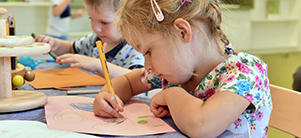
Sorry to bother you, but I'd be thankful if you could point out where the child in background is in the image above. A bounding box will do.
[46,0,84,40]
[35,0,144,78]
[93,0,272,137]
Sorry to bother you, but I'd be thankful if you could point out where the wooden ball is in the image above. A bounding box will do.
[12,75,24,87]
[25,66,32,72]
[24,71,35,81]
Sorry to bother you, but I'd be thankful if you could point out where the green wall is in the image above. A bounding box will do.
[258,52,301,138]
[259,52,301,89]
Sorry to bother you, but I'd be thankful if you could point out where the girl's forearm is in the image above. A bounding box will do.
[96,62,131,78]
[163,87,207,137]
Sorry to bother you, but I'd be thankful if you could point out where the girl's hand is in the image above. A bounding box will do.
[35,35,60,53]
[149,90,171,117]
[57,54,100,72]
[93,91,124,118]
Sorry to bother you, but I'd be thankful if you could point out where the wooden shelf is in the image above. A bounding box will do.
[252,18,299,23]
[0,2,50,6]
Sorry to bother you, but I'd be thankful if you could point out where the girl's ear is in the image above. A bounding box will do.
[173,18,192,43]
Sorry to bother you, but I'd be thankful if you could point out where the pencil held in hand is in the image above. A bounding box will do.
[96,40,120,118]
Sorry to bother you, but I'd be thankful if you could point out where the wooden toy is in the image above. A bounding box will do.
[11,62,36,89]
[0,8,50,113]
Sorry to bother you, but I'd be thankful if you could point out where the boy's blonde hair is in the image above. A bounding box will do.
[84,0,120,12]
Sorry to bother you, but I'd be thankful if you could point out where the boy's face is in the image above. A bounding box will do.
[84,4,122,43]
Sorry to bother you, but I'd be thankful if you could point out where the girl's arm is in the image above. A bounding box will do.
[152,87,250,138]
[101,62,132,78]
[93,69,150,117]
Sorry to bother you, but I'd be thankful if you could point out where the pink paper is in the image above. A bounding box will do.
[45,96,175,136]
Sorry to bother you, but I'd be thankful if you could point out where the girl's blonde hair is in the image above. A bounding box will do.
[117,0,229,47]
[116,0,230,75]
[84,0,120,12]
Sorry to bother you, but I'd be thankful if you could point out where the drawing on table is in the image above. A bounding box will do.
[45,96,176,136]
[69,102,94,112]
[137,120,148,124]
[53,107,88,124]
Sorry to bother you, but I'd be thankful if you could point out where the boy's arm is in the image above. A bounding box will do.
[54,39,75,56]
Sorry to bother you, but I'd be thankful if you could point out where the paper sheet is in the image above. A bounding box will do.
[27,68,106,89]
[0,120,98,138]
[45,96,176,136]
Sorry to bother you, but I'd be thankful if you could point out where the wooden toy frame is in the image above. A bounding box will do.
[0,8,50,113]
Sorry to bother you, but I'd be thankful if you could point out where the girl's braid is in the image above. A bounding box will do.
[205,0,234,55]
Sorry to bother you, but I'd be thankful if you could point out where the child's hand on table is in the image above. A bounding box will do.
[150,90,171,118]
[93,91,124,118]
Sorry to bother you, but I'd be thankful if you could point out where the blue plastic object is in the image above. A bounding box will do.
[46,58,56,62]
[18,56,43,70]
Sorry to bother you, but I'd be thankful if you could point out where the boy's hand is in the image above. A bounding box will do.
[93,91,124,118]
[56,54,99,72]
[149,91,171,117]
[35,35,60,53]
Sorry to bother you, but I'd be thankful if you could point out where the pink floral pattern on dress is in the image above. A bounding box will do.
[140,52,272,138]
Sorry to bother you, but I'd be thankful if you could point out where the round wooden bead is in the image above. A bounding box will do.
[25,66,32,72]
[24,71,35,81]
[12,75,24,87]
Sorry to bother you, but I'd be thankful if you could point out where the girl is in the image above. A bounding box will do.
[93,0,272,137]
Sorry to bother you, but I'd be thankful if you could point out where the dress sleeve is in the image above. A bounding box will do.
[217,53,270,114]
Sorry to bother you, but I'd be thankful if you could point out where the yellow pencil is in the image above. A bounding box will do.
[96,40,119,118]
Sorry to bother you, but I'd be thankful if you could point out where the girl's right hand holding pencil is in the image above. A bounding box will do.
[93,90,124,118]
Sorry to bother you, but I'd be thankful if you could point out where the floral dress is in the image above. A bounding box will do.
[141,52,272,138]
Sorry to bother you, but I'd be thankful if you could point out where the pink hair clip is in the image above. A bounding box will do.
[150,0,164,22]
[180,0,192,6]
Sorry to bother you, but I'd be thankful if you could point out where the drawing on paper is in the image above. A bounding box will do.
[69,102,94,112]
[45,96,176,136]
[137,120,148,124]
[53,107,89,124]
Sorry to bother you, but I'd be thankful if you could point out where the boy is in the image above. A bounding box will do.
[36,0,144,78]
